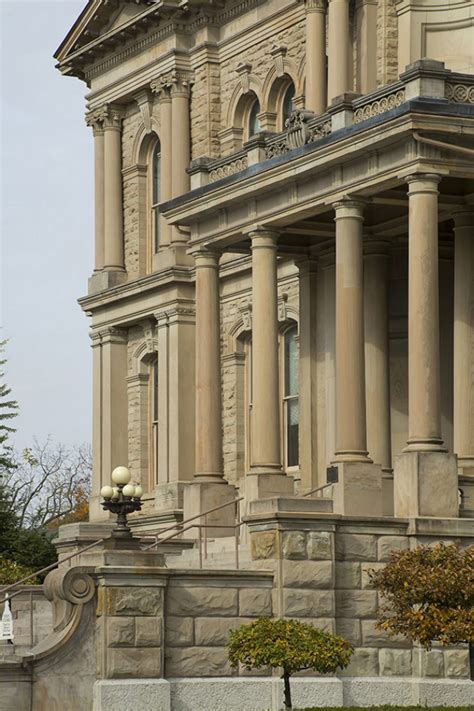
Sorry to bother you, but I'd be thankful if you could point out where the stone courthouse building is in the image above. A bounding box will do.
[2,1,474,710]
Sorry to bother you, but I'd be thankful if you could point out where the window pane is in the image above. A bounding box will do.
[282,83,295,126]
[248,100,260,137]
[287,399,299,467]
[284,327,298,396]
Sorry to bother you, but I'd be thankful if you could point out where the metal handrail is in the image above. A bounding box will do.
[302,482,333,498]
[143,495,244,550]
[1,538,105,602]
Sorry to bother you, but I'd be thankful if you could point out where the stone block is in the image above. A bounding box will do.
[377,536,409,561]
[195,617,242,646]
[444,649,470,678]
[361,620,408,648]
[93,680,170,711]
[335,618,361,646]
[306,531,333,560]
[165,616,194,647]
[301,617,335,634]
[135,617,162,647]
[107,647,162,679]
[335,590,378,618]
[421,649,445,677]
[107,617,135,647]
[282,560,333,589]
[165,646,232,677]
[250,531,276,560]
[361,562,384,589]
[283,589,334,617]
[394,450,458,517]
[100,587,163,617]
[167,587,238,617]
[282,531,306,559]
[335,562,361,589]
[379,649,412,676]
[339,647,379,676]
[239,588,272,617]
[335,534,377,562]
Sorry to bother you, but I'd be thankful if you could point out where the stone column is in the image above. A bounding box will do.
[103,106,126,276]
[85,114,105,272]
[394,175,458,518]
[183,250,236,528]
[170,75,191,245]
[298,258,319,492]
[322,253,336,467]
[246,230,293,501]
[364,241,393,514]
[327,0,351,103]
[305,0,327,115]
[332,200,383,515]
[150,79,172,249]
[454,211,474,475]
[355,0,377,93]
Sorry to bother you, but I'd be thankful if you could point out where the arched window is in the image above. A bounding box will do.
[248,99,261,138]
[151,140,161,254]
[149,356,159,485]
[282,83,295,127]
[283,325,299,468]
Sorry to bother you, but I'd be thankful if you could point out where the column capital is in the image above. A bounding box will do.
[295,255,319,274]
[85,106,108,133]
[304,0,327,13]
[248,227,279,250]
[406,173,441,194]
[151,71,193,99]
[98,326,127,345]
[364,238,391,258]
[102,105,125,131]
[453,209,474,228]
[333,198,366,221]
[192,248,220,268]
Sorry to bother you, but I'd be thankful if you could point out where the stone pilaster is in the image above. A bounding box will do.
[304,0,327,115]
[150,78,172,249]
[171,73,192,245]
[355,0,377,93]
[394,175,458,518]
[364,241,393,514]
[103,106,125,273]
[85,109,105,273]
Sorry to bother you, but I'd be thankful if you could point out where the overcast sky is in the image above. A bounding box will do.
[1,0,93,450]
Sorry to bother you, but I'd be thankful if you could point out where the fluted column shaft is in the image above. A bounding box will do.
[250,231,283,473]
[103,107,125,270]
[454,211,474,464]
[327,0,351,103]
[406,174,444,450]
[305,0,327,114]
[364,243,391,470]
[334,200,369,461]
[171,78,191,245]
[194,250,224,481]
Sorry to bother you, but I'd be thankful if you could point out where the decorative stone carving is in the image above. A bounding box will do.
[270,45,287,77]
[238,299,252,330]
[134,90,153,133]
[209,156,248,182]
[353,89,406,124]
[445,82,474,104]
[305,0,327,11]
[285,110,316,149]
[150,70,193,98]
[236,62,252,94]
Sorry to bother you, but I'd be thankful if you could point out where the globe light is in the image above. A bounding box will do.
[100,485,114,499]
[122,484,135,498]
[133,485,143,499]
[111,466,131,485]
[111,487,120,501]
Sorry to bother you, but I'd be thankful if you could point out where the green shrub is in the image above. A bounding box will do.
[0,556,39,585]
[228,617,353,709]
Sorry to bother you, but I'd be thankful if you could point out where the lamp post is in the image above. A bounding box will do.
[100,466,143,539]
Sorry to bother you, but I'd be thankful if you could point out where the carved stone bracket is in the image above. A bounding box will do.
[270,45,288,77]
[134,90,153,133]
[236,62,252,94]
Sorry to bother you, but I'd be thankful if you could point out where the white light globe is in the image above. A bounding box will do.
[100,485,114,499]
[134,485,144,499]
[122,484,135,498]
[111,487,120,501]
[111,466,131,485]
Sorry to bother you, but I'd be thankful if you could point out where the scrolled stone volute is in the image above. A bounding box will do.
[44,565,96,605]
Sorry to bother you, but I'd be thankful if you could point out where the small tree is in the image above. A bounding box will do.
[370,543,474,679]
[228,617,353,709]
[0,340,18,471]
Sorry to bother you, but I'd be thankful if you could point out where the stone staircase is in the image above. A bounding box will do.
[164,535,253,570]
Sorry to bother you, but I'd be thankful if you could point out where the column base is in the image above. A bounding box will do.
[394,450,459,518]
[244,472,294,502]
[183,481,238,538]
[331,461,383,516]
[154,481,190,512]
[88,268,126,294]
[382,470,394,517]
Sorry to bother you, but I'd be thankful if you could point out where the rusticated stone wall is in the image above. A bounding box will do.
[164,572,274,676]
[248,515,473,681]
